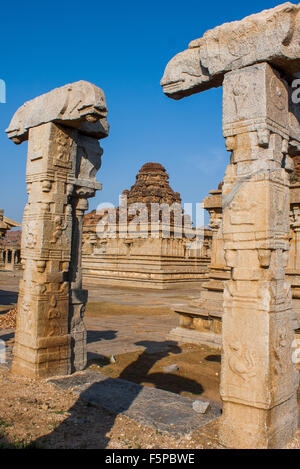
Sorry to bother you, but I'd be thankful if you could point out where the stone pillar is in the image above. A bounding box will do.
[12,249,16,270]
[288,181,300,369]
[69,194,90,372]
[6,81,109,378]
[170,186,228,347]
[288,183,300,314]
[219,62,299,448]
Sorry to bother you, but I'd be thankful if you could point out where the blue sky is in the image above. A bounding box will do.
[0,0,284,224]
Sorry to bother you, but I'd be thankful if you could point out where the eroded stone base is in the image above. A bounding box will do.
[12,334,71,378]
[219,396,299,449]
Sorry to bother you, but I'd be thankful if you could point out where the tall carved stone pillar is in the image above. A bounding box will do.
[6,81,109,378]
[219,63,299,448]
[288,182,300,369]
[288,183,300,320]
[69,195,90,372]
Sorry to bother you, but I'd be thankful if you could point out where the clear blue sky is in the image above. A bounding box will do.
[0,0,285,223]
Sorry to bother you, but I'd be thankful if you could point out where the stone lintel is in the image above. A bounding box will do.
[6,80,109,144]
[161,3,300,100]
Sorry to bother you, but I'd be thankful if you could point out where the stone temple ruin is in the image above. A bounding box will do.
[0,210,21,271]
[6,80,109,377]
[82,162,212,289]
[161,2,300,448]
[0,209,20,239]
[0,230,22,271]
[171,174,300,355]
[4,1,300,449]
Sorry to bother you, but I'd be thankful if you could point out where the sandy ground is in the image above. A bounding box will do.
[0,271,299,449]
[0,364,222,449]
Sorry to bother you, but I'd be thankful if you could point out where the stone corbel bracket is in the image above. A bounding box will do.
[161,2,300,100]
[6,80,109,144]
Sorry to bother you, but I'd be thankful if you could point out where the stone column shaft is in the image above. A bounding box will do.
[12,122,76,377]
[219,62,299,448]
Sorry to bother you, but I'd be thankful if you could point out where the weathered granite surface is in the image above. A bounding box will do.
[6,80,109,144]
[161,3,300,99]
[161,2,300,449]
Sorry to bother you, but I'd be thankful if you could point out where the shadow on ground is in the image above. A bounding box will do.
[87,330,118,344]
[118,340,204,396]
[0,332,14,342]
[33,340,207,448]
[0,290,18,307]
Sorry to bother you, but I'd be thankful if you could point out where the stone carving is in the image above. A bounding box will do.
[273,326,289,376]
[161,3,300,99]
[20,297,32,334]
[228,342,256,382]
[161,3,300,449]
[48,296,62,337]
[51,216,68,244]
[6,80,109,143]
[24,221,37,249]
[7,81,109,378]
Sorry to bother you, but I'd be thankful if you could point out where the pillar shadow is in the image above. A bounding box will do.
[119,340,204,396]
[0,289,18,306]
[33,339,206,448]
[205,354,221,363]
[0,332,14,342]
[87,329,118,344]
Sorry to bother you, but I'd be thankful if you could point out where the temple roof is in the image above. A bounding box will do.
[84,162,182,226]
[123,162,181,206]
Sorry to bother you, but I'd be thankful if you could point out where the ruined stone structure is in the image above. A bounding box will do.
[171,176,300,355]
[0,211,21,271]
[0,209,20,239]
[0,230,22,271]
[161,2,300,449]
[82,162,212,289]
[6,80,109,378]
[170,184,229,347]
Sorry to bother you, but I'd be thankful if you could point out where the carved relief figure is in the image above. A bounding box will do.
[228,342,256,382]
